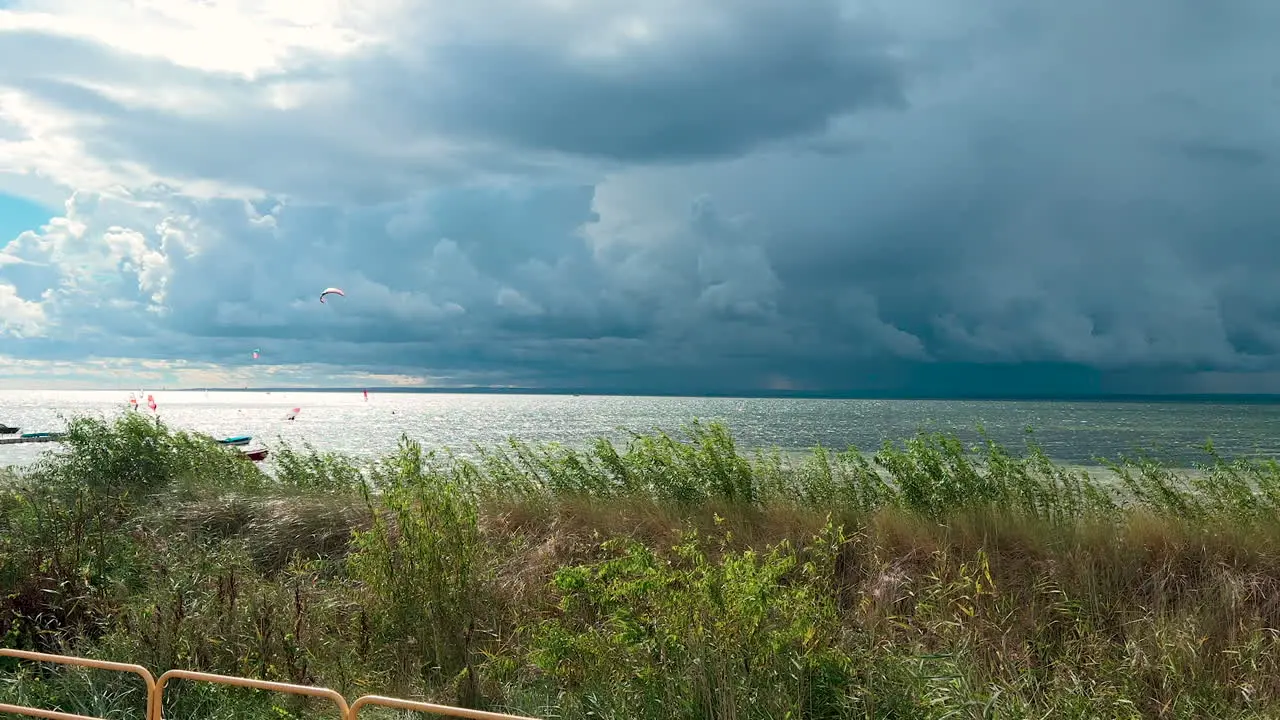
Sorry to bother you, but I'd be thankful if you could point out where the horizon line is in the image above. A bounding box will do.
[22,386,1280,403]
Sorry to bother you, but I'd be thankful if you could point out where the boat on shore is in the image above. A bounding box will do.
[0,431,67,445]
[0,424,17,435]
[216,435,252,446]
[241,447,269,462]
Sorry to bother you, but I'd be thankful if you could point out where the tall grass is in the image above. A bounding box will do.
[4,412,1280,718]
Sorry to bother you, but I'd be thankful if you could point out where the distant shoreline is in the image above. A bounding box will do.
[44,386,1280,404]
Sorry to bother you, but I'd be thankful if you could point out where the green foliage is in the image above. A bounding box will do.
[529,520,855,719]
[270,441,364,494]
[7,410,1280,719]
[870,429,1117,522]
[472,419,756,506]
[1,413,266,650]
[35,412,265,499]
[347,436,487,699]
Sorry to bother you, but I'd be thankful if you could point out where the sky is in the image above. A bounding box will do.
[0,0,1279,395]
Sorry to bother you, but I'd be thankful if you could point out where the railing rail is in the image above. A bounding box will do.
[0,649,539,720]
[0,649,155,720]
[0,704,111,720]
[349,694,541,720]
[152,669,350,720]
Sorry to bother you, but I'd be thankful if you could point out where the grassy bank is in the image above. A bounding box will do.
[5,413,1280,718]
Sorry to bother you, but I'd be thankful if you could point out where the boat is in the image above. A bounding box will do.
[5,431,68,444]
[216,435,252,446]
[0,424,17,435]
[241,448,269,462]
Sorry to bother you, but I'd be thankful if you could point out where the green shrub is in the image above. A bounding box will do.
[347,437,487,702]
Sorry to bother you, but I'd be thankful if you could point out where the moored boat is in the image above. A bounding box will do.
[0,424,17,435]
[4,431,68,444]
[241,447,269,462]
[216,435,252,446]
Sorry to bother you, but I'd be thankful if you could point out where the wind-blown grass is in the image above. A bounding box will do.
[4,411,1280,718]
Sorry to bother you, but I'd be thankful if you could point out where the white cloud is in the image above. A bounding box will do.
[0,353,446,390]
[0,281,45,337]
[1,1,376,76]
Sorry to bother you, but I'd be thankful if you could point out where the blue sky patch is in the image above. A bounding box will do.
[0,193,54,245]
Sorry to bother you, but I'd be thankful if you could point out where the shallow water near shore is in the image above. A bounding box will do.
[1,389,1278,468]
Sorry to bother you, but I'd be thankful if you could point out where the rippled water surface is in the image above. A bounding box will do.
[2,390,1279,468]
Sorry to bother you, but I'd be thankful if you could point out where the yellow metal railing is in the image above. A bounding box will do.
[0,649,539,720]
[349,695,540,720]
[151,669,350,720]
[0,649,155,720]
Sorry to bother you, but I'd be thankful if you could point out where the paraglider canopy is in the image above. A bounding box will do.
[319,287,345,303]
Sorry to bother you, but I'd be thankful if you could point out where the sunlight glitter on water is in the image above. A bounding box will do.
[1,389,1278,468]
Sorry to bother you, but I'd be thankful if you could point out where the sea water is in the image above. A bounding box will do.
[1,389,1278,468]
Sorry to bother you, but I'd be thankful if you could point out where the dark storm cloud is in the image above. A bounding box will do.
[359,0,905,162]
[3,0,1280,393]
[0,0,908,198]
[1178,140,1271,169]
